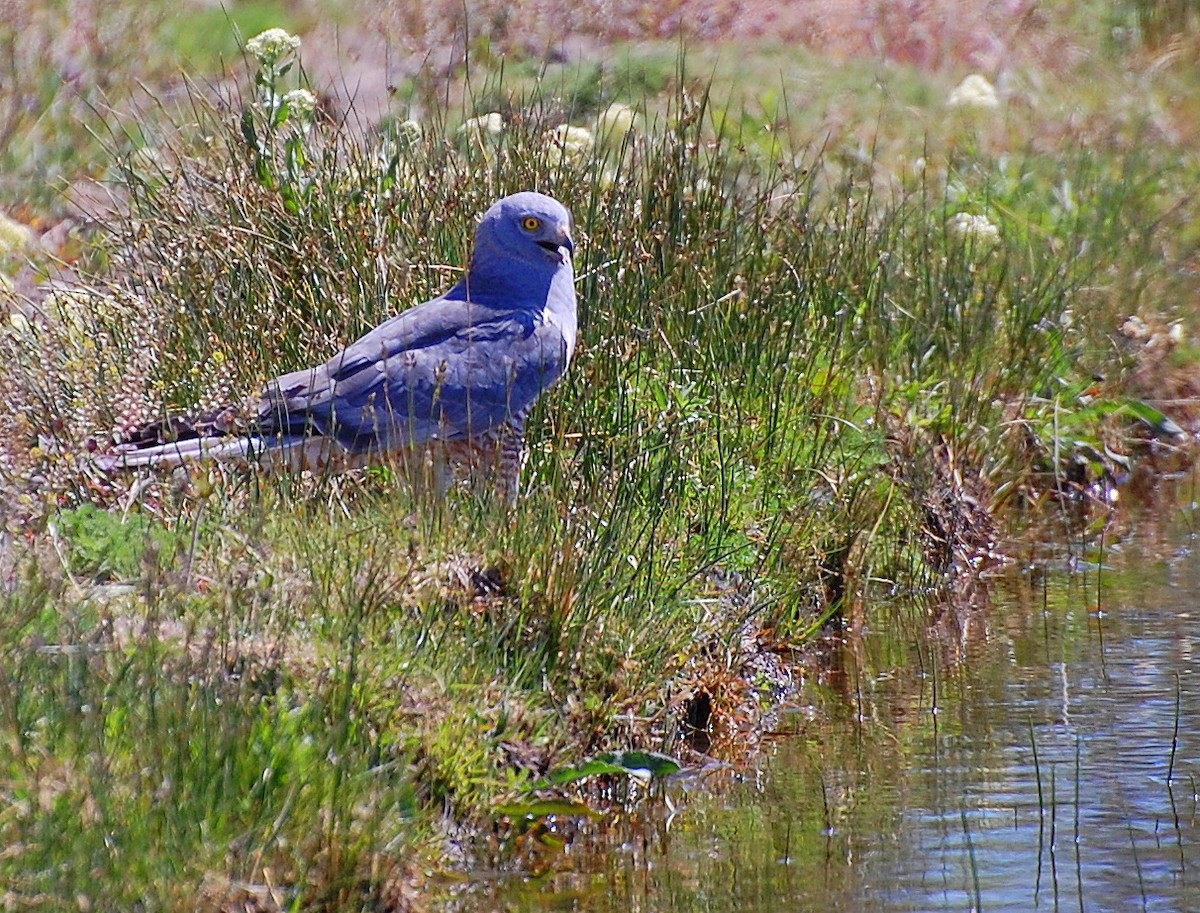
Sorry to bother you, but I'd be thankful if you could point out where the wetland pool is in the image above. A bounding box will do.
[451,495,1200,912]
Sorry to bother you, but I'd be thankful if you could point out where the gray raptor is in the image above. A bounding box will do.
[105,191,578,497]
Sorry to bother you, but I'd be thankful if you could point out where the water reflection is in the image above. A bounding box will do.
[451,504,1200,913]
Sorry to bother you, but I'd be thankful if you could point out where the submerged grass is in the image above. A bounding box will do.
[1,20,1197,909]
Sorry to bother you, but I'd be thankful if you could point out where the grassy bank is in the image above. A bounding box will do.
[2,8,1199,910]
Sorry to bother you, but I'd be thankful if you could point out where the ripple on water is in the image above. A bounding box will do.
[450,511,1200,913]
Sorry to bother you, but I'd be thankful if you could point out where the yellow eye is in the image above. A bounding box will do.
[522,216,542,231]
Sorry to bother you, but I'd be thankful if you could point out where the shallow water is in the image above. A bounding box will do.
[453,497,1200,912]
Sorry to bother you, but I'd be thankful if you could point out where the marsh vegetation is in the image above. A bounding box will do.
[1,2,1198,908]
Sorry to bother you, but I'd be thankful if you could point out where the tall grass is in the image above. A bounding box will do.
[0,35,1183,908]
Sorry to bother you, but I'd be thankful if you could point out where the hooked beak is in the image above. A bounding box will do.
[538,231,575,264]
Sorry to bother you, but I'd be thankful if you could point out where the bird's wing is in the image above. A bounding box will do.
[261,295,570,452]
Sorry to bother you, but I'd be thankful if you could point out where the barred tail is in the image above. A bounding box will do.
[98,434,368,474]
[97,436,266,471]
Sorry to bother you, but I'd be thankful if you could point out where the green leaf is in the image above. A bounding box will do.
[600,749,684,778]
[545,758,630,785]
[253,154,275,189]
[240,108,258,150]
[285,136,306,175]
[545,750,683,785]
[1116,397,1184,437]
[279,183,300,215]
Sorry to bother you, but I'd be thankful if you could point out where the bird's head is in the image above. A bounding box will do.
[474,192,575,270]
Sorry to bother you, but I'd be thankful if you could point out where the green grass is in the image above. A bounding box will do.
[1,559,418,909]
[2,12,1199,910]
[157,2,306,71]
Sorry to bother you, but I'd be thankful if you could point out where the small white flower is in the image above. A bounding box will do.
[948,74,1000,112]
[597,102,637,144]
[947,212,1000,245]
[7,308,34,337]
[1121,315,1150,341]
[377,121,423,174]
[245,28,301,68]
[394,119,423,144]
[547,124,593,166]
[458,112,504,141]
[282,88,317,123]
[683,176,712,202]
[551,124,593,154]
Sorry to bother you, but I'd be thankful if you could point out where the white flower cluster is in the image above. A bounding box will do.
[245,28,301,68]
[459,112,504,142]
[1122,315,1187,348]
[947,212,1000,245]
[392,119,423,145]
[597,102,637,144]
[7,307,29,333]
[453,102,640,168]
[548,124,593,166]
[282,88,317,124]
[551,124,593,153]
[948,74,999,113]
[372,120,425,197]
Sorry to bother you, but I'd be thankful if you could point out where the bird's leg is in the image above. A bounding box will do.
[496,420,527,505]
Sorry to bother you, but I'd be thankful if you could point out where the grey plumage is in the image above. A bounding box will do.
[104,191,578,497]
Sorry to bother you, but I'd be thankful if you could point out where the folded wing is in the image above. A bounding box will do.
[260,294,570,454]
